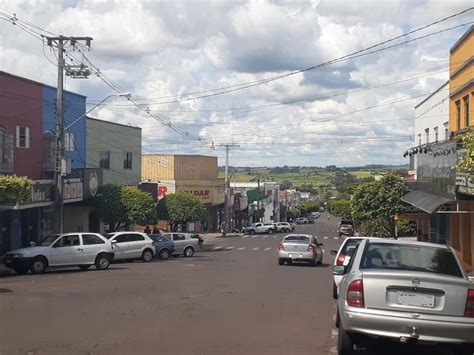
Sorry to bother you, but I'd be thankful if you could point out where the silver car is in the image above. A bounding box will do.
[161,233,199,257]
[334,238,474,354]
[278,234,323,266]
[106,232,155,262]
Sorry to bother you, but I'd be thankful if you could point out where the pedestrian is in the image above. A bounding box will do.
[144,225,151,234]
[152,226,159,234]
[220,221,227,237]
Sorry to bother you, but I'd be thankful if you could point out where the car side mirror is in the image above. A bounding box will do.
[111,240,117,244]
[333,265,346,275]
[29,241,36,247]
[330,250,338,255]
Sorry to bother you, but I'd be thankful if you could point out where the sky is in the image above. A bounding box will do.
[0,0,472,167]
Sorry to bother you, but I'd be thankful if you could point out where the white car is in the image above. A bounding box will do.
[276,222,294,233]
[106,232,156,262]
[330,237,363,299]
[160,233,199,257]
[3,233,114,274]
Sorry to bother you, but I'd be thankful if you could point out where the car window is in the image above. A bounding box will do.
[82,234,105,245]
[284,235,309,243]
[341,239,362,257]
[38,234,60,246]
[128,233,145,242]
[173,234,186,241]
[360,243,463,277]
[345,244,360,273]
[114,234,129,243]
[161,234,171,239]
[53,235,80,247]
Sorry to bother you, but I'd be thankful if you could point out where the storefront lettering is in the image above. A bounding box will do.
[183,190,210,197]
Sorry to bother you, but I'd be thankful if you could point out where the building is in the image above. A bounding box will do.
[401,26,473,272]
[141,154,225,231]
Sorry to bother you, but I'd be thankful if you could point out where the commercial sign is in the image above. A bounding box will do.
[29,181,54,204]
[63,179,83,203]
[83,168,103,199]
[456,173,474,196]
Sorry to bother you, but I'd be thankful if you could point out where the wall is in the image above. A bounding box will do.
[86,117,141,186]
[0,71,44,179]
[64,205,94,233]
[142,154,176,181]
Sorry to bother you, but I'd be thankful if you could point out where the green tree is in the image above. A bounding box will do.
[456,128,473,173]
[280,179,293,190]
[95,184,155,231]
[156,192,207,231]
[328,200,351,217]
[0,175,31,205]
[351,173,408,237]
[298,201,321,216]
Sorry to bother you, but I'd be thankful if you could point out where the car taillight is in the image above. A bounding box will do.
[307,245,315,253]
[465,289,474,317]
[279,244,285,251]
[347,279,365,308]
[336,253,346,265]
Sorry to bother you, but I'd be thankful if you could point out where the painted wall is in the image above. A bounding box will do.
[0,71,44,179]
[42,86,86,177]
[86,117,141,186]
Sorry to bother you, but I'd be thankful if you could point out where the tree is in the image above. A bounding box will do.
[351,173,408,237]
[0,175,31,205]
[280,179,293,190]
[95,184,155,231]
[156,192,207,231]
[328,200,351,217]
[298,201,321,216]
[456,128,473,173]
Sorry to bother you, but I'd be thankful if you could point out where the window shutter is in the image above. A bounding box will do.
[16,126,20,148]
[25,127,30,148]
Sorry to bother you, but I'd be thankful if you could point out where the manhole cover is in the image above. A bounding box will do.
[0,288,13,293]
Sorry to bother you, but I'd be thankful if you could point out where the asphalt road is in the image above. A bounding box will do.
[0,214,466,355]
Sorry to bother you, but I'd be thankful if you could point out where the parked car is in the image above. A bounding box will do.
[242,223,275,235]
[161,233,199,257]
[3,233,114,274]
[106,232,155,262]
[310,212,321,219]
[148,234,175,260]
[339,224,354,237]
[276,222,294,233]
[330,237,364,299]
[278,234,323,266]
[295,217,309,224]
[334,238,474,355]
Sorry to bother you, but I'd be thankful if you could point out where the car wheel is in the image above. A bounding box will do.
[141,249,154,262]
[249,230,255,235]
[268,229,274,234]
[337,325,354,355]
[95,254,110,270]
[309,260,317,267]
[333,282,338,299]
[159,249,170,260]
[13,266,29,275]
[335,307,340,328]
[30,257,47,274]
[79,265,91,271]
[278,258,284,266]
[184,247,194,257]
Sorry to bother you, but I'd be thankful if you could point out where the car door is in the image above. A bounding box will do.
[81,234,107,264]
[127,233,146,259]
[313,237,323,260]
[110,234,130,260]
[49,235,82,266]
[172,233,186,253]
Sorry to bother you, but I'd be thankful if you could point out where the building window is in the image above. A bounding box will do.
[99,151,110,169]
[456,100,461,130]
[444,122,449,141]
[124,152,132,169]
[16,126,30,148]
[418,134,421,145]
[424,128,429,144]
[64,132,75,151]
[463,95,470,128]
[434,126,438,143]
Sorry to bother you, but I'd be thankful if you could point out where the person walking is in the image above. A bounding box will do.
[144,225,151,234]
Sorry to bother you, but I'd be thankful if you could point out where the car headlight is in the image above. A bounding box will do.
[8,253,23,258]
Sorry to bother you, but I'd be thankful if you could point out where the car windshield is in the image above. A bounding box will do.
[38,235,60,246]
[360,243,463,277]
[341,239,362,257]
[284,236,309,243]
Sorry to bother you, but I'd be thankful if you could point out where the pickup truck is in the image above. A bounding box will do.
[242,223,276,235]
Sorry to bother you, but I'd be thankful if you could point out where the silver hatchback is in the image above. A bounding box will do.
[334,238,474,354]
[278,234,323,266]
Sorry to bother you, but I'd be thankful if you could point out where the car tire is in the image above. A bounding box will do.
[79,265,91,271]
[333,282,338,300]
[278,258,284,266]
[159,249,170,260]
[141,249,154,262]
[30,257,47,274]
[13,266,29,275]
[95,253,110,270]
[249,230,255,235]
[337,325,354,355]
[335,307,340,328]
[268,229,274,234]
[184,246,194,258]
[309,260,317,267]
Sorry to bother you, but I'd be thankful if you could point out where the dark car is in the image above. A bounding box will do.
[148,234,175,260]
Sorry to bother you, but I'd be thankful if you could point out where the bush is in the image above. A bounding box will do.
[0,175,31,205]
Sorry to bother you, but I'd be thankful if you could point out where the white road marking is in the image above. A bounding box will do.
[263,235,269,238]
[225,246,234,250]
[331,329,338,339]
[242,235,249,238]
[264,247,272,251]
[272,236,278,239]
[323,237,328,239]
[237,247,246,250]
[184,264,195,267]
[322,249,325,253]
[252,235,259,238]
[212,246,222,250]
[251,247,259,251]
[334,237,339,240]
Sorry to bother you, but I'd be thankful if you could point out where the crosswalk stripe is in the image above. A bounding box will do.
[213,246,222,250]
[263,235,269,238]
[242,235,249,238]
[226,246,234,250]
[237,247,246,250]
[251,247,259,251]
[272,236,278,239]
[252,235,259,238]
[264,247,272,251]
[334,237,339,240]
[323,237,328,239]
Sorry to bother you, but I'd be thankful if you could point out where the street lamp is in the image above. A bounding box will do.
[65,92,130,131]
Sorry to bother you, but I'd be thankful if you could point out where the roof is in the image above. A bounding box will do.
[450,25,474,53]
[401,190,455,214]
[364,238,450,249]
[86,116,141,130]
[414,81,449,109]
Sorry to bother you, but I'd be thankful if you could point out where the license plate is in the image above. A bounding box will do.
[289,254,302,259]
[396,292,435,308]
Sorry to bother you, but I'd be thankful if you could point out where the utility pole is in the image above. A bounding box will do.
[47,35,92,233]
[257,175,260,223]
[218,143,240,231]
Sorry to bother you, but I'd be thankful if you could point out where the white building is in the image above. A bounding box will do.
[411,81,450,177]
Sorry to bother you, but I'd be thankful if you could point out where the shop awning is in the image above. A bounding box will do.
[401,190,455,214]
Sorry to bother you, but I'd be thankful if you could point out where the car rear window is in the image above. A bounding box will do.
[360,242,463,278]
[284,236,309,242]
[341,239,362,257]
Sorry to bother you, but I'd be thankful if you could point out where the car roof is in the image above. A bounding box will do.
[364,238,450,249]
[284,234,312,238]
[107,231,145,235]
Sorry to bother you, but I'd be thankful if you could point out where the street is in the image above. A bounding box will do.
[0,215,464,355]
